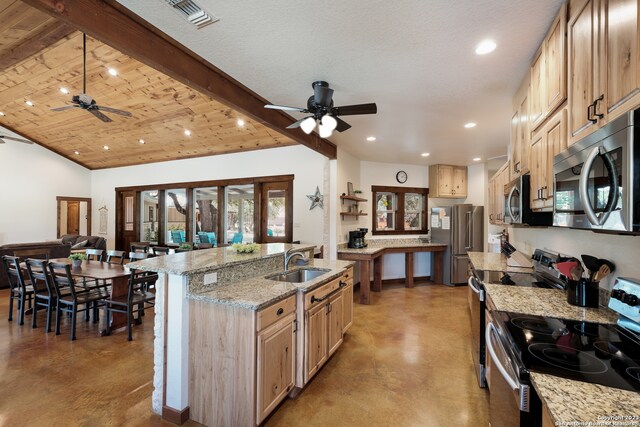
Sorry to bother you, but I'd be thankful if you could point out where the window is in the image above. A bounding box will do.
[225,184,254,244]
[194,187,219,245]
[371,186,428,235]
[140,190,159,244]
[166,189,187,244]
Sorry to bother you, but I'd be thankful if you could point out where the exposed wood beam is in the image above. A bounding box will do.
[0,20,74,71]
[21,0,338,159]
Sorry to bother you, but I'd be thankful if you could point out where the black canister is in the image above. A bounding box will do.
[567,279,599,308]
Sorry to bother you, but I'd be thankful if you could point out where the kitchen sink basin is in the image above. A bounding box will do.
[266,268,331,283]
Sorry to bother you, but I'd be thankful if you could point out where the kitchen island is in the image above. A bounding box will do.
[337,238,447,304]
[128,243,355,426]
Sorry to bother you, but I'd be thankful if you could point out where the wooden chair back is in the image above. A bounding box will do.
[130,242,150,253]
[1,255,28,293]
[24,258,54,296]
[152,246,170,256]
[47,262,78,300]
[128,252,148,261]
[128,270,159,300]
[85,249,104,261]
[106,250,126,265]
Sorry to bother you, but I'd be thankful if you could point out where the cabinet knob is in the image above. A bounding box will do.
[276,308,284,316]
[339,280,347,287]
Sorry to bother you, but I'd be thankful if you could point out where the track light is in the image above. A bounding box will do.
[300,117,316,134]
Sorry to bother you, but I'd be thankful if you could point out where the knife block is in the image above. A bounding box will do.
[506,250,534,268]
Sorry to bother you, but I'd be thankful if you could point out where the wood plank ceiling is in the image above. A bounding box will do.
[0,0,297,170]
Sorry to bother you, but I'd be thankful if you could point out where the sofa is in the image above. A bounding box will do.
[60,234,107,251]
[0,240,71,289]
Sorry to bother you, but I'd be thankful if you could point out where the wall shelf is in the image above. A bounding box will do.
[340,212,368,218]
[340,195,367,202]
[340,193,368,220]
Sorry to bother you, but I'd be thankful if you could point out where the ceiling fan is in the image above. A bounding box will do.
[0,135,33,145]
[265,81,377,137]
[50,33,132,123]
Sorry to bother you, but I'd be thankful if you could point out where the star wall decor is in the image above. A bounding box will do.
[306,186,324,210]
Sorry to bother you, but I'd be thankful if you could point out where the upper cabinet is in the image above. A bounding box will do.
[510,82,531,176]
[428,164,468,198]
[568,0,640,146]
[488,162,510,225]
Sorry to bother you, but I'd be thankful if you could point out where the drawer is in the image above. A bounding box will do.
[257,294,296,332]
[304,271,352,308]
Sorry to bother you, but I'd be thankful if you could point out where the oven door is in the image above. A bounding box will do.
[468,276,486,388]
[486,322,539,427]
[504,179,522,224]
[554,126,630,232]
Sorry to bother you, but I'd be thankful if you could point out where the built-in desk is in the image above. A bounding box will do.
[337,239,447,304]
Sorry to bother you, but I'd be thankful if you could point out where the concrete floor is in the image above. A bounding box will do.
[0,283,488,426]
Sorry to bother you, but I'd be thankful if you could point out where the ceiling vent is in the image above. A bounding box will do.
[164,0,219,29]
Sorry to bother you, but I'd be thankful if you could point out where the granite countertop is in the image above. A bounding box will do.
[128,243,315,275]
[188,259,355,310]
[337,237,446,255]
[531,373,640,425]
[468,251,533,274]
[484,284,618,324]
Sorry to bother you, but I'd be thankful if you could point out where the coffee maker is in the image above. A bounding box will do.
[348,228,368,248]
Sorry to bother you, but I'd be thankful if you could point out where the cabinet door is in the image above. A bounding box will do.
[342,284,353,333]
[603,0,640,121]
[305,303,327,382]
[546,3,568,114]
[530,47,546,130]
[437,165,454,196]
[518,93,530,172]
[453,166,468,197]
[327,291,344,357]
[510,111,521,175]
[543,109,567,208]
[530,131,545,209]
[568,0,600,145]
[256,314,296,423]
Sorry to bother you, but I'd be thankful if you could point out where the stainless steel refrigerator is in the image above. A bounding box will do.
[430,204,484,285]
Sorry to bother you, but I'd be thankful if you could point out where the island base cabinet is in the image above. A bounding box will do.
[256,313,296,424]
[327,291,344,357]
[304,302,328,383]
[342,282,354,333]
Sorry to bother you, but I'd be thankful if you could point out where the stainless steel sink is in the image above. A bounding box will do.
[266,268,331,283]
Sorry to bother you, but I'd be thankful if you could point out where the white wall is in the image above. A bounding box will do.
[90,145,327,249]
[0,138,90,245]
[335,148,362,244]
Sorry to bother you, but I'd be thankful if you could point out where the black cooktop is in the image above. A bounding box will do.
[496,311,640,392]
[474,270,555,289]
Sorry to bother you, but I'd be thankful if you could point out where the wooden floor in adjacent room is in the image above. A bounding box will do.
[0,284,488,427]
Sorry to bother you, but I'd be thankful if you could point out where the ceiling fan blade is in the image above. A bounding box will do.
[0,135,33,144]
[95,105,132,117]
[50,105,80,112]
[333,103,377,116]
[265,104,307,113]
[89,109,112,122]
[334,117,352,132]
[286,117,311,129]
[314,85,334,107]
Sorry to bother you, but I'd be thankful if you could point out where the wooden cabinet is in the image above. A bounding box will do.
[530,108,568,210]
[428,164,468,198]
[510,84,531,176]
[546,4,568,114]
[342,281,353,333]
[305,301,328,381]
[488,162,510,225]
[256,312,296,423]
[327,291,344,356]
[568,0,640,145]
[542,403,555,427]
[530,47,547,130]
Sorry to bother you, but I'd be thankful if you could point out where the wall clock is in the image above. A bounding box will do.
[396,170,408,184]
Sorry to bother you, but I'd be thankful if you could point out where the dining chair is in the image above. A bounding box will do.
[1,255,34,325]
[231,232,243,244]
[170,230,184,243]
[47,262,109,341]
[128,252,149,261]
[24,258,62,332]
[130,242,150,253]
[104,270,157,341]
[197,232,210,244]
[85,248,104,261]
[106,250,126,265]
[151,246,170,256]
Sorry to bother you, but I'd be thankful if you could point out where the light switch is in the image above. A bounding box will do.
[204,272,218,285]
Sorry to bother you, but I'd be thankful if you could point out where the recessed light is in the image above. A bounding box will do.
[138,139,145,144]
[184,129,192,136]
[473,157,482,161]
[237,119,245,127]
[475,39,497,55]
[421,152,430,157]
[59,87,69,95]
[25,100,34,106]
[107,68,118,76]
[366,136,376,142]
[464,122,477,128]
[103,145,110,150]
[0,112,4,116]
[74,150,80,155]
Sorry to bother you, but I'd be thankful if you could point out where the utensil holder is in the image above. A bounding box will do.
[567,279,599,308]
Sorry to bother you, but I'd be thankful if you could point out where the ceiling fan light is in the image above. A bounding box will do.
[319,123,333,138]
[321,115,337,131]
[300,117,316,134]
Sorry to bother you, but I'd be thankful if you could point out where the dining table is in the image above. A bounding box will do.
[50,258,132,335]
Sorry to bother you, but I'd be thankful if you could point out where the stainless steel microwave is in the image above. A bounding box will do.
[553,108,640,233]
[503,175,552,226]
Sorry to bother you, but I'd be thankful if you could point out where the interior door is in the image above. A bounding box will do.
[67,201,80,235]
[116,190,138,252]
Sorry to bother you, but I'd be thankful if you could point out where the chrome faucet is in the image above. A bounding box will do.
[284,247,306,271]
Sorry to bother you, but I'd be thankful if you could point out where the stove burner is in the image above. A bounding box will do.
[626,367,640,382]
[528,343,608,374]
[593,341,626,359]
[511,317,569,336]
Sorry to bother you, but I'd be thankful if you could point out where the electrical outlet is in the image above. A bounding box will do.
[204,272,218,285]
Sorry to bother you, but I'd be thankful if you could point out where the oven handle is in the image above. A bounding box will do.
[468,276,485,301]
[507,185,519,222]
[485,322,519,390]
[579,146,619,226]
